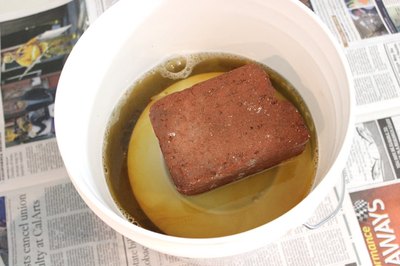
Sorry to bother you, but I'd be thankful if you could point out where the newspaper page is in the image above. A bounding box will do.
[348,181,400,265]
[0,0,89,191]
[308,0,400,113]
[306,2,400,264]
[0,0,399,265]
[341,112,400,266]
[309,0,400,46]
[345,35,400,118]
[0,178,191,266]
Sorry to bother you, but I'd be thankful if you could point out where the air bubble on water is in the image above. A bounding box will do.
[165,56,187,73]
[159,54,198,80]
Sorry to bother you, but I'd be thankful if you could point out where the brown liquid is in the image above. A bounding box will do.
[103,53,317,237]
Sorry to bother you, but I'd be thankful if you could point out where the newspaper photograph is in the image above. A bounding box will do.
[0,0,87,144]
[0,0,399,265]
[310,0,400,46]
[349,181,400,265]
[343,114,400,188]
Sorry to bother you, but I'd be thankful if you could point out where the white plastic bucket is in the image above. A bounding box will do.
[55,0,354,258]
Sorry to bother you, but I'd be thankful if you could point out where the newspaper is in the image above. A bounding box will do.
[0,0,399,265]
